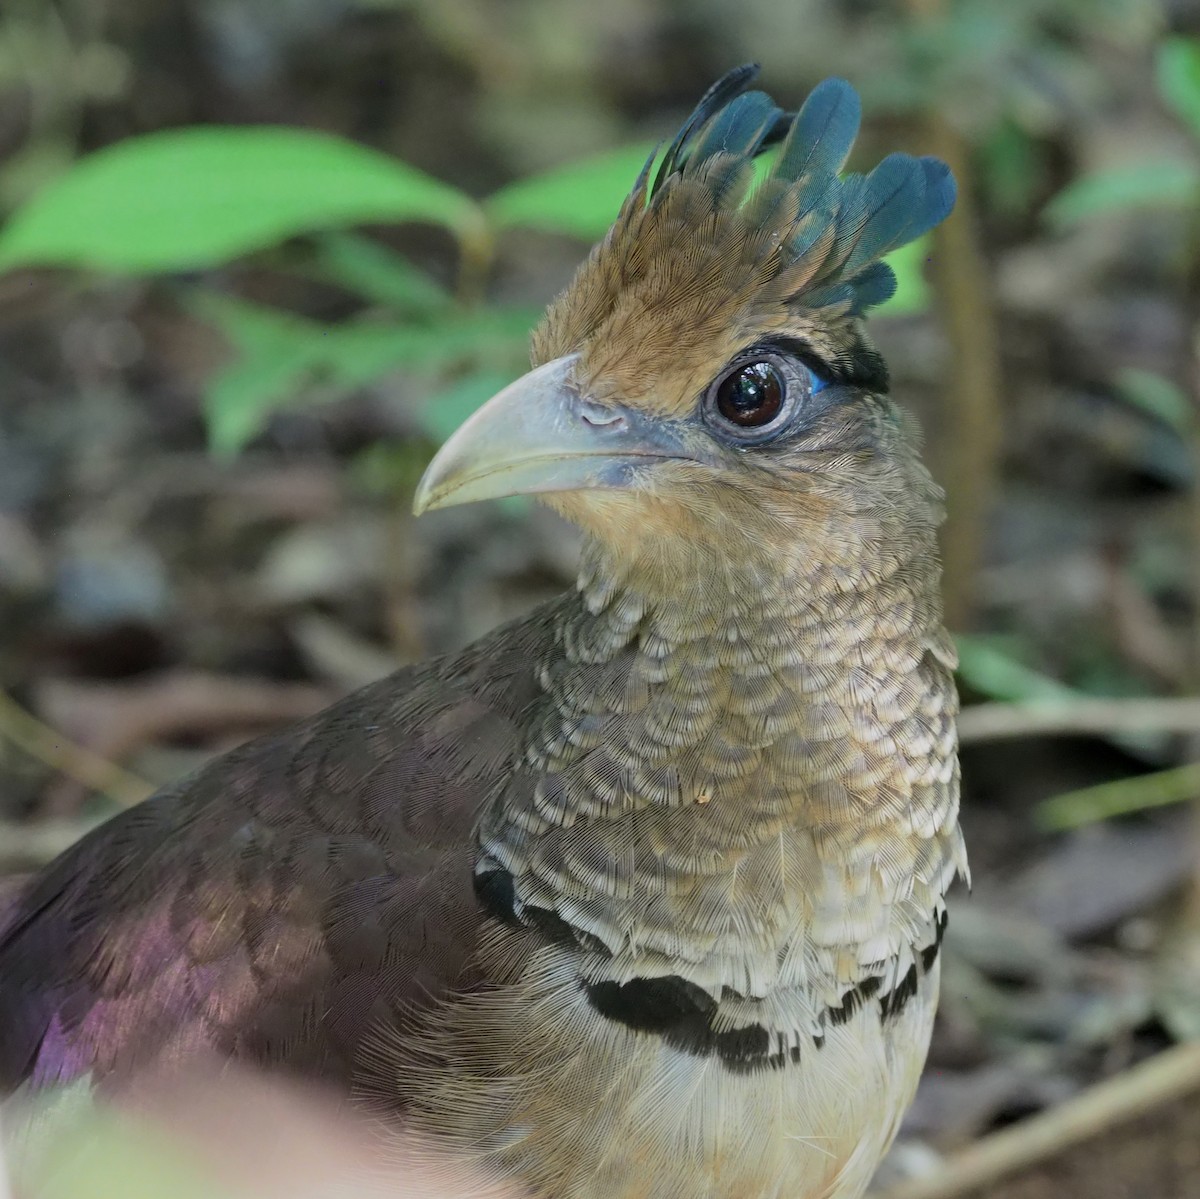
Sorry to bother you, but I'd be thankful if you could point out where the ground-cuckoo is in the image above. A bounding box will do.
[0,67,966,1199]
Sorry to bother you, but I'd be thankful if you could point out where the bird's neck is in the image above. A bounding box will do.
[477,526,964,1002]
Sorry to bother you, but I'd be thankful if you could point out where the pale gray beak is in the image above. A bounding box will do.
[413,356,691,514]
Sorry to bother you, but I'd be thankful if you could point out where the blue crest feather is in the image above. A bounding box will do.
[776,77,861,184]
[689,91,784,166]
[643,66,956,316]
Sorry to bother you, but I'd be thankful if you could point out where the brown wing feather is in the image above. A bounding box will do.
[0,873,28,938]
[0,605,555,1094]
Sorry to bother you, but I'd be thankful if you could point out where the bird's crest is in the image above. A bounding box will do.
[534,66,956,413]
[641,66,954,316]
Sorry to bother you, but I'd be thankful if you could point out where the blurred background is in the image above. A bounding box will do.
[2,0,1200,1195]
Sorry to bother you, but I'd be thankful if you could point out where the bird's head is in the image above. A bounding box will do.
[415,67,956,593]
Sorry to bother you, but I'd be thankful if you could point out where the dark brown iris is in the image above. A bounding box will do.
[715,360,785,427]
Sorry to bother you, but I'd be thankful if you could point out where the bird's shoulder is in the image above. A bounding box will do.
[0,601,560,1093]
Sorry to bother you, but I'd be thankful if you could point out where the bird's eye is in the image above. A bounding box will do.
[714,360,785,428]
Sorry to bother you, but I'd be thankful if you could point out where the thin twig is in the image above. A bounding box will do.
[1037,762,1200,831]
[0,817,107,866]
[905,0,1004,630]
[1183,304,1200,960]
[927,120,1003,631]
[958,697,1200,743]
[877,1041,1200,1199]
[0,688,151,808]
[0,1105,11,1199]
[453,214,496,309]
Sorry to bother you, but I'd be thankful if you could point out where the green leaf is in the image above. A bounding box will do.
[313,232,451,314]
[1158,36,1200,141]
[957,634,1171,763]
[319,306,537,390]
[1115,367,1191,433]
[878,236,932,316]
[195,294,536,456]
[195,296,327,456]
[420,368,518,442]
[979,119,1041,218]
[956,634,1081,705]
[0,126,482,274]
[487,142,655,239]
[13,1102,223,1199]
[1043,159,1200,229]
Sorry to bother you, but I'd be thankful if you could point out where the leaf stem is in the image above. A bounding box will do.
[454,211,496,309]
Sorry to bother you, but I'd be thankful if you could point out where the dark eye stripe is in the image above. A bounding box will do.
[764,336,883,393]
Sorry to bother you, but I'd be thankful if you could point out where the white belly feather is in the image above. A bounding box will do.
[397,956,941,1199]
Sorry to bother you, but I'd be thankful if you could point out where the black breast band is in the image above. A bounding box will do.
[475,866,948,1073]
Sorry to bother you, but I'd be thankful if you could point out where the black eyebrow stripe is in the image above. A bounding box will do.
[755,336,890,394]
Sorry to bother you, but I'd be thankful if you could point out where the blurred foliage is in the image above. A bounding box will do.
[1046,35,1200,227]
[956,633,1087,707]
[0,0,1194,825]
[0,88,933,456]
[1045,157,1199,228]
[0,128,482,271]
[1159,33,1200,141]
[12,1093,222,1199]
[0,0,1165,466]
[0,121,650,453]
[0,0,131,207]
[4,8,1200,1179]
[195,292,539,454]
[1038,761,1200,830]
[1116,366,1192,434]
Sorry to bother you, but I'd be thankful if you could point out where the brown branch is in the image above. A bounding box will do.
[0,688,151,809]
[904,0,1004,631]
[958,697,1200,743]
[36,671,332,767]
[924,118,1003,631]
[877,1041,1200,1199]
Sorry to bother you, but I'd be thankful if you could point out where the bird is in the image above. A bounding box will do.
[0,66,966,1199]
